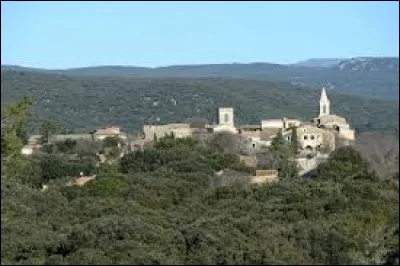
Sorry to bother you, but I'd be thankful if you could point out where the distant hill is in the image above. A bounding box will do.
[2,57,398,100]
[334,57,399,72]
[293,58,345,68]
[1,71,398,135]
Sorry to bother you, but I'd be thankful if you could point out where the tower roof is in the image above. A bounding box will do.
[320,87,329,102]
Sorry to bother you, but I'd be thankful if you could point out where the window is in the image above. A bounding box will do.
[224,113,229,123]
[304,135,308,140]
[252,143,255,148]
[311,135,315,140]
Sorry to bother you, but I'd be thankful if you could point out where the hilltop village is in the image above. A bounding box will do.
[22,87,355,184]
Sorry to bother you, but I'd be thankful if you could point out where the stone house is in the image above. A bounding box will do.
[238,125,294,152]
[94,127,121,140]
[296,124,325,151]
[143,123,193,140]
[296,124,336,153]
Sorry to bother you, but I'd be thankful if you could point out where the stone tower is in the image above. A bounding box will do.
[319,87,330,117]
[218,107,234,127]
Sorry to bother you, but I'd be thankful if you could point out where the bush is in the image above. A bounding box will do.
[55,138,77,153]
[103,136,120,147]
[313,146,377,182]
[84,177,128,197]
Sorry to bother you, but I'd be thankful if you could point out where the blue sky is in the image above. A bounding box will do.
[1,1,398,69]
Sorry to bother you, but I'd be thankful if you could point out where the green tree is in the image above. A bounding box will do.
[269,130,299,179]
[290,126,298,155]
[1,96,32,155]
[103,136,120,147]
[313,146,377,182]
[1,97,33,176]
[108,146,121,159]
[40,119,59,144]
[270,130,285,152]
[55,138,77,153]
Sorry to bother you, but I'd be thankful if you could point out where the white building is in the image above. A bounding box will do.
[261,117,301,130]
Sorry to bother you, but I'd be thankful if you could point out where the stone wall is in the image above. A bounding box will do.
[143,124,193,140]
[322,131,336,153]
[49,134,93,142]
[338,127,355,140]
[251,170,279,184]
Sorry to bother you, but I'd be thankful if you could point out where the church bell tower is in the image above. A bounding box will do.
[319,87,330,117]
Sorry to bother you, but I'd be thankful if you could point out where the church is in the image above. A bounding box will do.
[214,87,356,153]
[313,87,355,141]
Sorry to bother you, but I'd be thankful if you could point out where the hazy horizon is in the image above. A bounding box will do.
[2,56,399,70]
[1,1,399,69]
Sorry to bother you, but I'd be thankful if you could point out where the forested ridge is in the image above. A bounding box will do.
[1,98,399,265]
[1,71,398,135]
[2,56,399,100]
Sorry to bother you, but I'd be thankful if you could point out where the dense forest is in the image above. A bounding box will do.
[1,98,399,265]
[1,71,398,136]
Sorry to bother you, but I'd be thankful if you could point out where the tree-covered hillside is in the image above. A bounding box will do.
[1,71,398,135]
[1,98,399,265]
[2,57,399,100]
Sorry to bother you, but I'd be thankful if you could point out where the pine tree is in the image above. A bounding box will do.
[269,129,299,180]
[40,119,59,145]
[290,126,298,155]
[1,97,33,177]
[270,129,285,155]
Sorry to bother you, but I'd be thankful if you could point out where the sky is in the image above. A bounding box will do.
[1,1,399,69]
